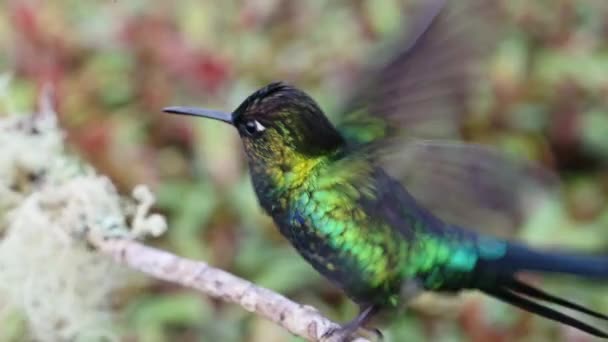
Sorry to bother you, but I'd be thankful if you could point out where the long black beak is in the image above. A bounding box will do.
[163,106,233,124]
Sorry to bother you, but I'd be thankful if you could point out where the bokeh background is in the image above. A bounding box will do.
[1,0,608,341]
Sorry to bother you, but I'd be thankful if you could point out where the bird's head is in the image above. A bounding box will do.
[164,82,344,173]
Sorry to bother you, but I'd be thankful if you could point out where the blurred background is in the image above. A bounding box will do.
[1,0,608,341]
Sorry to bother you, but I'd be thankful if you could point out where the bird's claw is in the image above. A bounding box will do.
[321,326,349,342]
[321,326,383,342]
[322,305,382,341]
[362,328,383,341]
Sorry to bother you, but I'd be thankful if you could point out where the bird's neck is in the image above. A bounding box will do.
[248,151,327,216]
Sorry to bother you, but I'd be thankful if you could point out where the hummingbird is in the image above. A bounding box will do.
[164,0,608,339]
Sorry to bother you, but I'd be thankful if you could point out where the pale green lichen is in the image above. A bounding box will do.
[0,77,167,341]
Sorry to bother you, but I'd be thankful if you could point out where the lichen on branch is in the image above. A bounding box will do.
[0,79,368,342]
[0,80,166,341]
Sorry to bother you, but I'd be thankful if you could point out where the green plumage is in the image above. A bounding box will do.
[279,156,483,303]
[164,0,608,339]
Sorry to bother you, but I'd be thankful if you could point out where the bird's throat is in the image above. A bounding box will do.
[248,150,325,216]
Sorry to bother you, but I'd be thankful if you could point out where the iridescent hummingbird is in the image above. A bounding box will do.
[164,0,608,339]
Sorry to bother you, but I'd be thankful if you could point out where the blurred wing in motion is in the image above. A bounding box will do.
[383,141,559,236]
[334,0,559,235]
[336,0,501,142]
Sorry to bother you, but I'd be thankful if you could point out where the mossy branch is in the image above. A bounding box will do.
[88,235,370,342]
[0,86,369,342]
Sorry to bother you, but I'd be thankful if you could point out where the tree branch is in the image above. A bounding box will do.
[88,235,371,342]
[0,99,370,342]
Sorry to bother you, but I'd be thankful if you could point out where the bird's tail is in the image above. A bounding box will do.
[498,242,608,278]
[482,278,608,338]
[477,243,608,338]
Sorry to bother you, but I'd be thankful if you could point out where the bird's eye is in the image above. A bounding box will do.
[243,120,266,137]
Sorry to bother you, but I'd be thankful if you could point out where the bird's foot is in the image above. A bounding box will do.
[359,327,383,341]
[321,305,382,342]
[322,325,383,342]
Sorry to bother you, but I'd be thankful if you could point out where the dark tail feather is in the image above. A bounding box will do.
[476,242,608,337]
[483,286,608,338]
[508,279,608,320]
[497,242,608,278]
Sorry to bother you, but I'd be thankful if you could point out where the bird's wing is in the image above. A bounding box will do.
[335,0,500,142]
[329,141,558,237]
[381,140,559,237]
[332,0,558,236]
